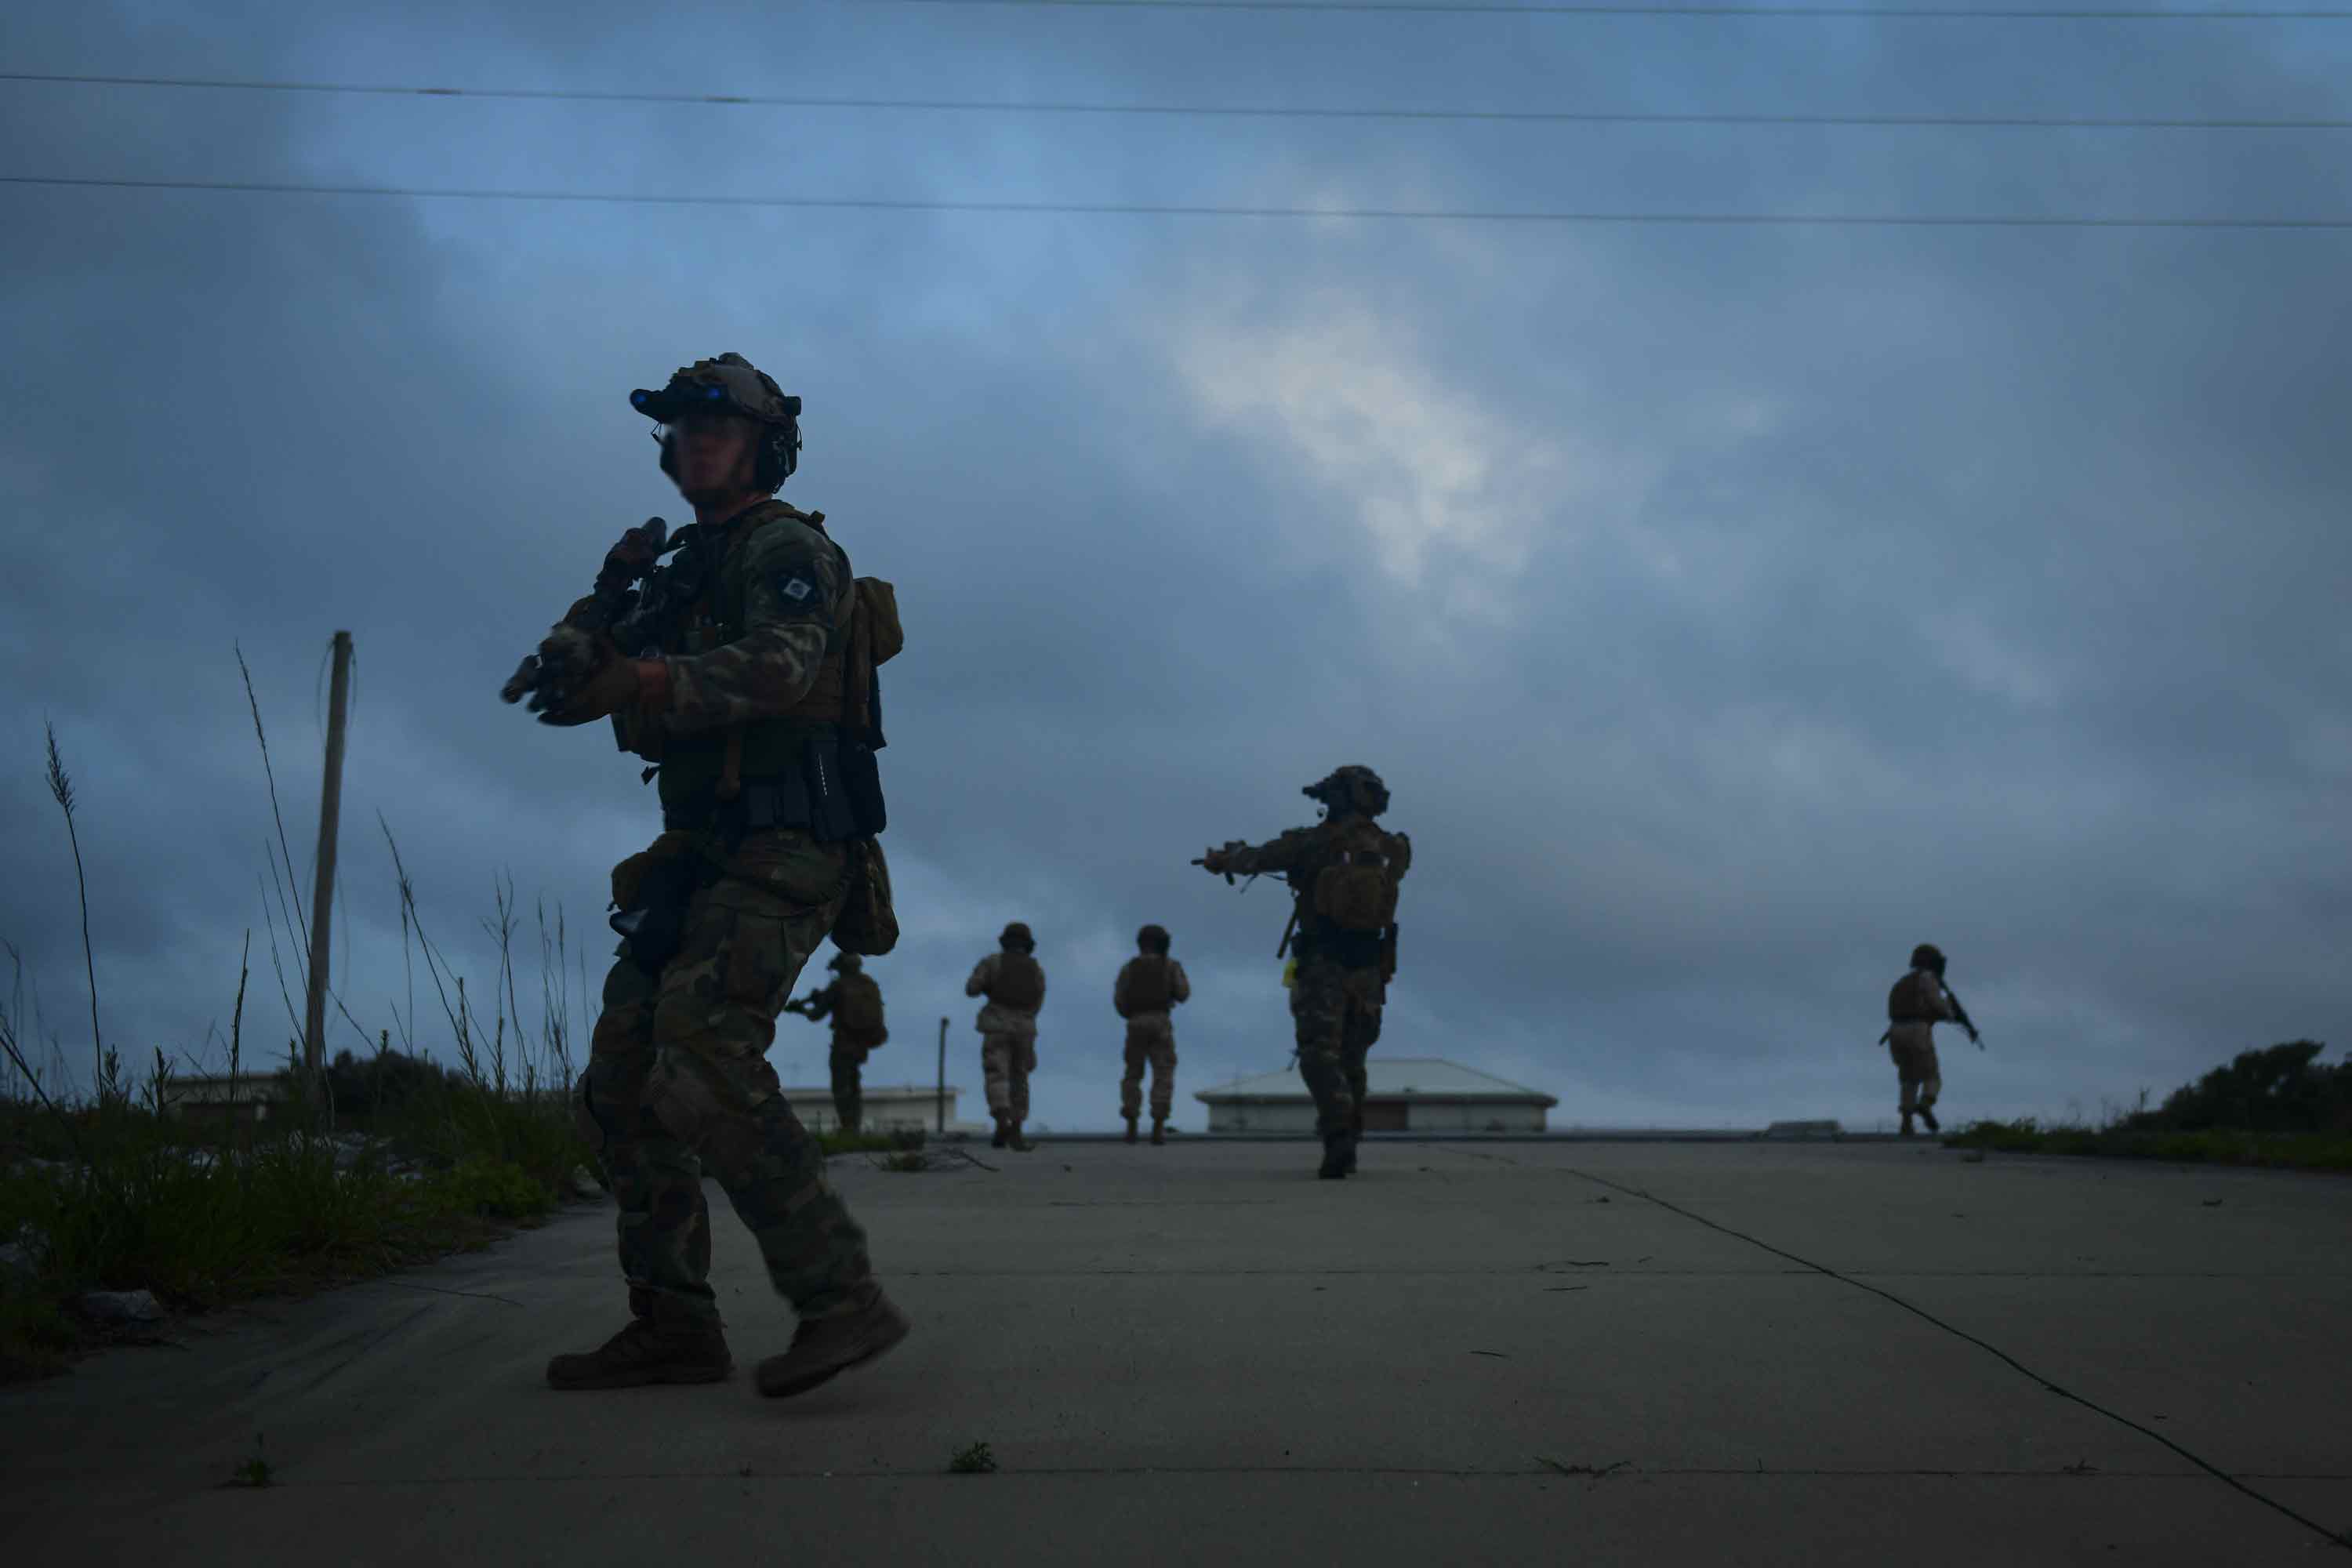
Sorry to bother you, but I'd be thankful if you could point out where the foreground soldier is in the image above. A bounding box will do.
[513,353,909,1397]
[1881,942,1981,1135]
[1196,766,1409,1180]
[1114,924,1191,1145]
[789,952,888,1134]
[967,922,1045,1151]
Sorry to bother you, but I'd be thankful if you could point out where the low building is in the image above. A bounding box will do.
[783,1083,984,1137]
[1196,1058,1558,1134]
[156,1073,289,1126]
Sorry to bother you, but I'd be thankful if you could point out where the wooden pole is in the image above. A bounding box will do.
[935,1016,947,1133]
[302,631,353,1100]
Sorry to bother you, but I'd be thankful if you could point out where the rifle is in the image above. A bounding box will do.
[784,988,826,1020]
[500,517,672,710]
[1944,984,1984,1050]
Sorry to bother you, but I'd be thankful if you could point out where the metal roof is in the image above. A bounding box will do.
[1196,1058,1558,1106]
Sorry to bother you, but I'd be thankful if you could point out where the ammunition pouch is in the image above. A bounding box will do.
[841,733,888,836]
[661,731,862,844]
[1299,919,1385,973]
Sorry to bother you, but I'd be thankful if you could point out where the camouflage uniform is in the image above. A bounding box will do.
[1115,946,1190,1126]
[546,353,906,1398]
[795,958,887,1133]
[967,930,1044,1140]
[1201,767,1409,1178]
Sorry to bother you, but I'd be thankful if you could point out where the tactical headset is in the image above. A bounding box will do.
[637,368,803,492]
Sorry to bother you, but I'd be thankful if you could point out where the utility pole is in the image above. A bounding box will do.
[301,631,353,1104]
[935,1016,947,1133]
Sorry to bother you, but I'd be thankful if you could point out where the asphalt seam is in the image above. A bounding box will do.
[195,1465,2352,1486]
[1558,1163,2352,1553]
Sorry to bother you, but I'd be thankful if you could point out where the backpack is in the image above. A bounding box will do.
[836,972,887,1040]
[1312,823,1403,935]
[991,952,1046,1011]
[1887,970,1940,1022]
[1123,955,1174,1014]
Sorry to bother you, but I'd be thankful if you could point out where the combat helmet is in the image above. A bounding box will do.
[1000,921,1036,953]
[1303,765,1390,818]
[630,351,803,492]
[1136,924,1171,955]
[1910,943,1947,975]
[827,952,862,972]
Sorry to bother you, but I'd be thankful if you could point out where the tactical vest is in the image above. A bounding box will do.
[1887,969,1941,1023]
[990,952,1046,1011]
[835,972,886,1036]
[1124,955,1174,1013]
[645,501,857,813]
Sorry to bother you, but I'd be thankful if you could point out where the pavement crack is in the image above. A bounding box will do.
[298,1302,436,1396]
[1563,1165,2352,1555]
[381,1280,527,1308]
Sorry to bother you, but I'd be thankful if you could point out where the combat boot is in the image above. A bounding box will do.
[756,1287,913,1399]
[1007,1120,1034,1152]
[1150,1118,1167,1146]
[1318,1132,1355,1180]
[992,1118,1008,1149]
[546,1289,731,1390]
[1899,1112,1916,1138]
[1917,1105,1940,1133]
[1123,1116,1139,1145]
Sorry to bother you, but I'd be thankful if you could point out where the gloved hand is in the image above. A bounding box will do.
[534,634,670,727]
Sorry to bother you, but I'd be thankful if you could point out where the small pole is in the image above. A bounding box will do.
[935,1016,947,1133]
[301,631,353,1104]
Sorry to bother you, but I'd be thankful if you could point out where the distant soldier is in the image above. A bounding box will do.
[789,953,888,1134]
[1196,766,1409,1180]
[1115,924,1192,1145]
[967,922,1045,1151]
[1882,942,1981,1135]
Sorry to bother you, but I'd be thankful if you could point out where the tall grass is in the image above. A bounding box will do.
[0,669,596,1381]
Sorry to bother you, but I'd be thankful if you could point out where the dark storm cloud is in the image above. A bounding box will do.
[3,0,2346,1131]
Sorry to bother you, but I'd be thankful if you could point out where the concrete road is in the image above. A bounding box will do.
[5,1137,2350,1565]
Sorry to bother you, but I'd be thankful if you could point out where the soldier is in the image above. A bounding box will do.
[1882,942,1981,1136]
[788,952,888,1134]
[1115,924,1191,1145]
[514,352,909,1399]
[966,922,1045,1152]
[1196,766,1409,1180]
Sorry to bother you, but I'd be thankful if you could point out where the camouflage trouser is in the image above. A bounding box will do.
[1120,1013,1178,1120]
[982,1030,1036,1121]
[1887,1022,1941,1113]
[829,1040,869,1132]
[577,827,875,1326]
[1290,957,1385,1138]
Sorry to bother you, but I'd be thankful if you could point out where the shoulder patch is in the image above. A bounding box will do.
[773,570,818,605]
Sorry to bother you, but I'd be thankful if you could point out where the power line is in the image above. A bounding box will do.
[8,71,2350,130]
[6,172,2352,227]
[862,0,2352,16]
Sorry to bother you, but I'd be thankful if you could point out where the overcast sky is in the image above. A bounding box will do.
[4,0,2347,1134]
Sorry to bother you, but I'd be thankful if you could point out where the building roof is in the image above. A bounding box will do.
[1196,1058,1558,1107]
[785,1084,964,1101]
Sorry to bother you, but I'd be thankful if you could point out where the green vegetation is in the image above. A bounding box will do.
[1945,1040,2352,1172]
[3,665,934,1383]
[949,1441,999,1475]
[818,1126,927,1157]
[1,681,596,1381]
